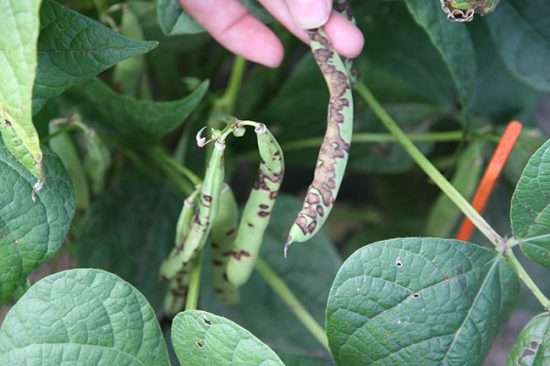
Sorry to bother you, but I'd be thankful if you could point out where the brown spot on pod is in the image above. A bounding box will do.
[225,228,236,237]
[247,222,254,228]
[222,250,233,256]
[232,250,251,260]
[223,272,229,282]
[211,242,219,249]
[259,204,269,209]
[212,260,222,266]
[258,211,270,217]
[202,194,212,202]
[215,288,224,294]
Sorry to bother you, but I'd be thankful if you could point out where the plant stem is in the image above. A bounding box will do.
[355,82,507,251]
[185,251,204,311]
[148,148,195,196]
[505,250,550,310]
[255,257,330,352]
[217,56,247,114]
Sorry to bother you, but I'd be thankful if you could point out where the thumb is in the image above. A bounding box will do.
[286,0,332,29]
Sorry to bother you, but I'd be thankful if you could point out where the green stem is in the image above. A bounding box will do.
[505,250,550,310]
[255,257,330,352]
[356,82,507,251]
[216,56,247,114]
[149,148,195,196]
[152,147,202,186]
[235,130,501,162]
[185,251,204,311]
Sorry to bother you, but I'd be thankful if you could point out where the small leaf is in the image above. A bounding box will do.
[0,0,43,179]
[511,139,550,268]
[76,78,208,146]
[33,0,158,111]
[0,269,170,365]
[0,140,75,306]
[171,310,284,366]
[405,0,477,114]
[487,0,550,91]
[326,238,519,366]
[506,312,550,366]
[76,175,181,311]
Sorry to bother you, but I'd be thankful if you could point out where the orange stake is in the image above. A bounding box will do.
[456,121,523,241]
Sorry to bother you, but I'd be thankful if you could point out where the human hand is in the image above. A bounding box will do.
[177,0,364,67]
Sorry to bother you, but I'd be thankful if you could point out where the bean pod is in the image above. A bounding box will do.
[161,190,199,316]
[227,124,284,287]
[210,183,240,305]
[286,28,353,253]
[160,141,225,280]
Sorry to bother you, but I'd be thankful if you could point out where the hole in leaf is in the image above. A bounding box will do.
[196,342,204,350]
[202,317,212,326]
[395,256,403,267]
[412,293,420,299]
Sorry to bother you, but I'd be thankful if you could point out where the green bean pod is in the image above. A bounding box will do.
[160,141,225,280]
[81,129,111,196]
[227,124,284,287]
[49,119,90,209]
[286,28,353,253]
[210,183,239,305]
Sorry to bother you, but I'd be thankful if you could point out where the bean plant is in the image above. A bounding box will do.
[0,0,549,365]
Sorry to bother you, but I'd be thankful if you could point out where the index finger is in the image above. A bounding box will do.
[179,0,284,67]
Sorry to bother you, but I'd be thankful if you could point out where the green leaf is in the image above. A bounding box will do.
[426,141,485,237]
[0,269,170,365]
[76,175,181,311]
[487,0,550,92]
[506,312,550,366]
[0,140,75,306]
[511,139,550,268]
[75,78,208,146]
[405,0,477,114]
[157,0,271,36]
[171,310,284,366]
[0,0,43,179]
[326,238,519,366]
[199,194,340,358]
[469,18,541,125]
[33,0,158,111]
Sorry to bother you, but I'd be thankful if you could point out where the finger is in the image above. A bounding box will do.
[178,0,284,67]
[258,0,364,58]
[286,0,332,29]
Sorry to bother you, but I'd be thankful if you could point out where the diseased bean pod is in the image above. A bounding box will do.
[227,123,284,287]
[439,0,500,22]
[160,188,199,280]
[334,0,360,84]
[285,28,353,254]
[161,189,199,316]
[159,141,225,280]
[163,262,192,317]
[210,183,240,305]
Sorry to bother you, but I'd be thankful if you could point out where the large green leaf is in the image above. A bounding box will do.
[405,0,477,114]
[487,0,550,92]
[33,0,158,111]
[0,140,75,305]
[157,0,271,36]
[200,194,340,359]
[0,269,169,365]
[469,18,541,125]
[0,0,43,180]
[171,310,284,366]
[76,175,180,311]
[326,238,519,366]
[506,312,550,366]
[511,139,550,268]
[75,78,208,146]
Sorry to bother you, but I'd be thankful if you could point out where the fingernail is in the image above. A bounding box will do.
[287,0,331,29]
